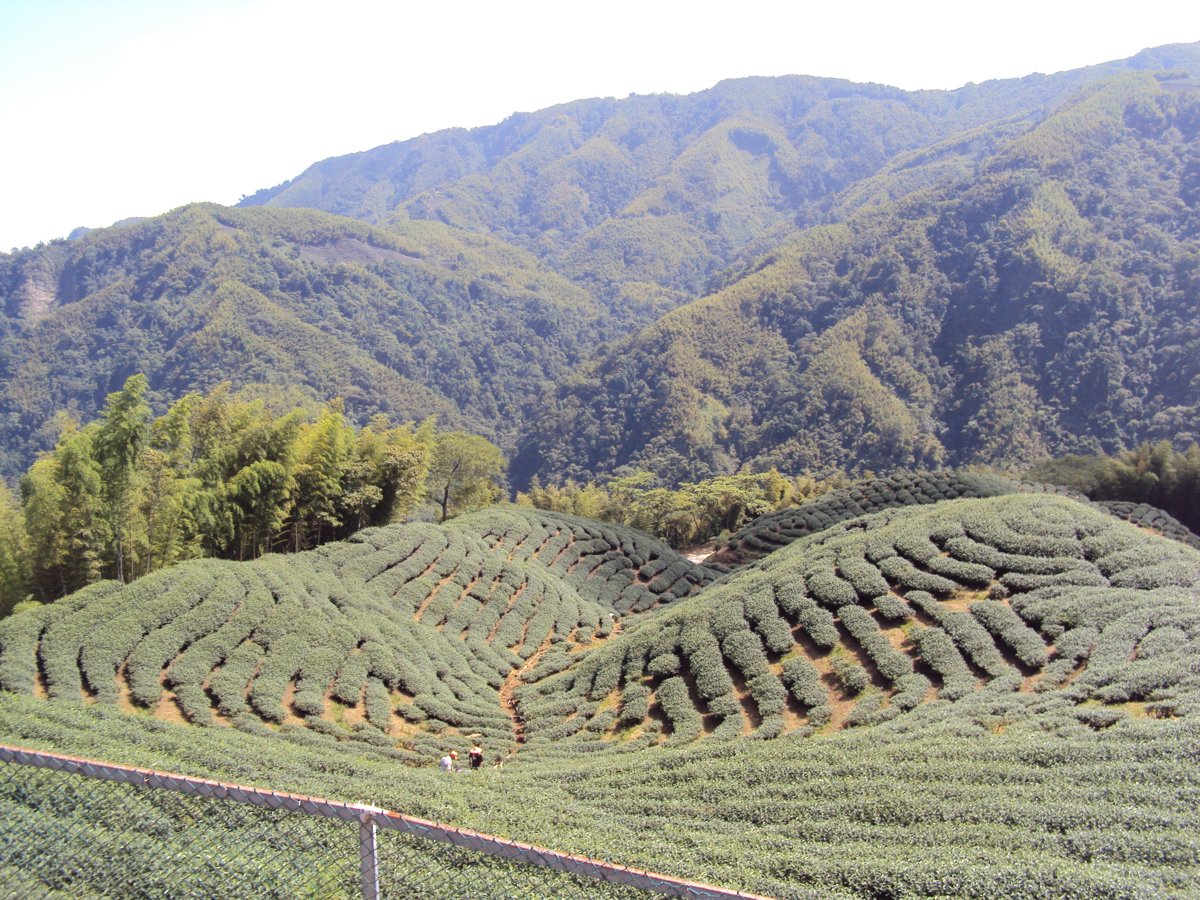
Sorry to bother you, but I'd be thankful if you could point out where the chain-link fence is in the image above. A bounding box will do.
[0,745,765,899]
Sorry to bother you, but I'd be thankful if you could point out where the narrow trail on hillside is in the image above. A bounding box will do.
[498,637,552,750]
[497,618,624,754]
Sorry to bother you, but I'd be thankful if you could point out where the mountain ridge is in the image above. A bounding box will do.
[2,45,1199,484]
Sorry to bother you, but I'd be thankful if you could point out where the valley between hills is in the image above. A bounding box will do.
[1,42,1199,899]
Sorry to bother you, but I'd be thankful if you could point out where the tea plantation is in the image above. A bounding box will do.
[0,491,1198,897]
[0,508,712,759]
[703,470,1200,570]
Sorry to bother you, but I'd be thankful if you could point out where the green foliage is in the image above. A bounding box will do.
[1028,442,1200,541]
[518,468,829,549]
[0,203,608,478]
[0,484,29,615]
[427,431,506,523]
[708,470,1080,571]
[517,73,1200,487]
[7,381,452,602]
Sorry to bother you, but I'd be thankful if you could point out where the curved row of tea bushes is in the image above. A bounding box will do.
[3,507,710,758]
[708,471,1200,574]
[903,592,1013,678]
[706,471,1073,570]
[1095,500,1200,548]
[452,508,716,614]
[517,494,1200,746]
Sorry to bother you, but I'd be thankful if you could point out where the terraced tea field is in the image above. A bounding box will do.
[522,492,1200,749]
[0,509,713,760]
[1,479,1198,897]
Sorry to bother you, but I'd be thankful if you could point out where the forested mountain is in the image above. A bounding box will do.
[517,70,1200,484]
[1,44,1198,486]
[0,205,600,472]
[241,44,1199,322]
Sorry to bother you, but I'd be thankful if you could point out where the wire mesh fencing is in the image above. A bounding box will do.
[0,745,765,899]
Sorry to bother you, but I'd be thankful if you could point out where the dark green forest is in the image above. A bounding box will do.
[0,206,601,473]
[2,45,1198,496]
[518,71,1200,484]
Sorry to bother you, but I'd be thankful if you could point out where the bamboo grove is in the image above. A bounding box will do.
[1,375,507,609]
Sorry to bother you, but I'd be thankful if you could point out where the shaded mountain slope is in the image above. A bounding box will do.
[0,205,603,470]
[518,70,1200,485]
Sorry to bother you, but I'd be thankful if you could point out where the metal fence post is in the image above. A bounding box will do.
[359,812,380,900]
[0,743,768,898]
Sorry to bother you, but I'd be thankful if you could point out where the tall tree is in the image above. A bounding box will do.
[0,483,30,615]
[427,432,506,522]
[339,415,434,531]
[94,375,151,582]
[139,393,203,575]
[22,421,106,598]
[289,401,354,550]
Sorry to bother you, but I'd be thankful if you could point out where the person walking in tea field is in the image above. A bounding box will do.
[468,743,484,770]
[439,750,458,772]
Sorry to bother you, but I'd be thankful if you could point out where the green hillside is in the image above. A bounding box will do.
[0,491,1197,896]
[704,470,1081,571]
[0,204,601,472]
[0,507,713,758]
[518,70,1200,484]
[3,49,1200,485]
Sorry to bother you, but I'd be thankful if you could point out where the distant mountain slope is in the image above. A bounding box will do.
[0,205,602,471]
[518,70,1200,485]
[241,45,1200,321]
[3,46,1200,483]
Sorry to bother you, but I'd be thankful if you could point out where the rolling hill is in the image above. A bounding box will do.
[1,484,1197,896]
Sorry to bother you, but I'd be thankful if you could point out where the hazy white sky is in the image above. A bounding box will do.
[1,0,1197,251]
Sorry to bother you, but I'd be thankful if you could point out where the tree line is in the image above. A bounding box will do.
[1026,441,1200,534]
[0,375,506,613]
[517,469,847,550]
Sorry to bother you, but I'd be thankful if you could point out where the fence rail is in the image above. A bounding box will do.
[0,744,767,899]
